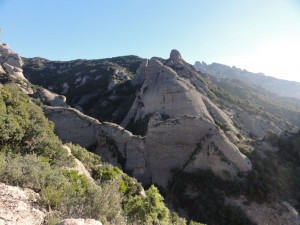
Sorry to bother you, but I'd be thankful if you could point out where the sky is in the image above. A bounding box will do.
[0,0,300,81]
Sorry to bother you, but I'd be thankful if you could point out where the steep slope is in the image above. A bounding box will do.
[23,56,143,123]
[195,61,300,99]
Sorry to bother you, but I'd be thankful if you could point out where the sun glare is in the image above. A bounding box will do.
[222,36,300,81]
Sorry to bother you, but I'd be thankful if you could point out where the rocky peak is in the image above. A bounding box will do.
[118,50,252,186]
[0,43,26,80]
[169,49,182,61]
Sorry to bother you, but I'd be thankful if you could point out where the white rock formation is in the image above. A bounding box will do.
[34,88,67,106]
[0,183,46,225]
[0,44,26,80]
[43,50,252,187]
[145,114,250,186]
[44,106,147,182]
[122,59,214,126]
[0,65,6,74]
[63,145,94,182]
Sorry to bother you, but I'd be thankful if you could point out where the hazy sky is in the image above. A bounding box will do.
[0,0,300,81]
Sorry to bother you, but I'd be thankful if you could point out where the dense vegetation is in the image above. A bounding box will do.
[23,56,143,124]
[0,83,204,224]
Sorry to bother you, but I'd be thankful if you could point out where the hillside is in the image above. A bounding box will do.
[23,56,144,124]
[1,43,300,224]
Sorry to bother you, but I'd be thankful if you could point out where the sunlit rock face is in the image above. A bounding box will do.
[0,44,26,80]
[121,49,251,186]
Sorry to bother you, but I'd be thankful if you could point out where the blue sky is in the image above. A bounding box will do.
[0,0,300,81]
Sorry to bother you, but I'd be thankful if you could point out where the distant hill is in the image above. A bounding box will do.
[194,61,300,99]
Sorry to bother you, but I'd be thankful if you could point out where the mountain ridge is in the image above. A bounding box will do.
[194,61,300,99]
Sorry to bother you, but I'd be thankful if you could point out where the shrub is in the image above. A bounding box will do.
[0,84,72,167]
[125,185,170,225]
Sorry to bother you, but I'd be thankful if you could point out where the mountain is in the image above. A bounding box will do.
[194,61,300,99]
[1,43,300,225]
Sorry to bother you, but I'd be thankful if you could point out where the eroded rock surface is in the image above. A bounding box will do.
[0,183,46,225]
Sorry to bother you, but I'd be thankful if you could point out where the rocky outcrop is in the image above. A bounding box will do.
[0,44,26,80]
[122,58,214,127]
[121,50,251,185]
[145,114,250,186]
[34,88,67,106]
[0,65,6,74]
[63,145,94,182]
[44,106,147,182]
[44,50,252,187]
[0,183,46,225]
[44,107,101,148]
[226,198,300,225]
[57,218,102,225]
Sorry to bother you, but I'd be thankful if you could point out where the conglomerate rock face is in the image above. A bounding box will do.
[44,50,252,187]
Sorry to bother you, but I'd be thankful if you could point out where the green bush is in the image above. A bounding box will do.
[170,212,187,225]
[93,164,122,182]
[0,84,72,166]
[125,185,170,225]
